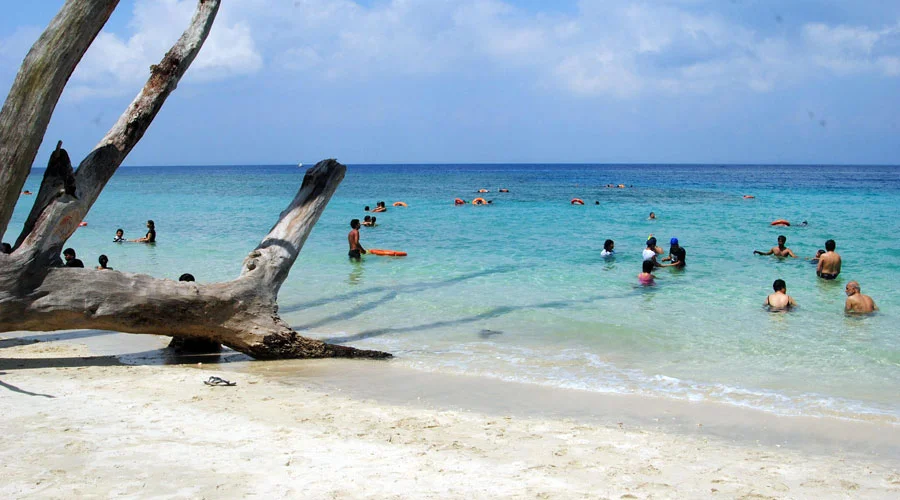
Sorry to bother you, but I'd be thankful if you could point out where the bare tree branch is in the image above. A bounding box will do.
[0,0,119,242]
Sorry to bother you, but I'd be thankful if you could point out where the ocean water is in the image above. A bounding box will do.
[10,163,900,422]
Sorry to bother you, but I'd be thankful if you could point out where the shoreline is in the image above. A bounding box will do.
[2,331,899,497]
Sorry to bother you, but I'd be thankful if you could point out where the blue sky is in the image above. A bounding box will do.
[1,0,899,166]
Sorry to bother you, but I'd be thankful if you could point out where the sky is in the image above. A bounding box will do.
[1,0,899,166]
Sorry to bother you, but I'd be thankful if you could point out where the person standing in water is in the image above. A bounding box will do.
[638,260,655,285]
[348,219,366,260]
[754,235,796,258]
[764,279,797,311]
[96,254,113,270]
[844,281,877,314]
[601,239,615,257]
[817,239,841,280]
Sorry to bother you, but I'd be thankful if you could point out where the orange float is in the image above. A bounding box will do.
[393,201,408,207]
[771,219,790,226]
[368,249,407,257]
[472,198,487,205]
[477,189,489,193]
[78,222,88,227]
[454,198,466,205]
[571,198,585,205]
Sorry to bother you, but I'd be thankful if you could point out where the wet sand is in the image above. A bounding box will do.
[1,331,898,498]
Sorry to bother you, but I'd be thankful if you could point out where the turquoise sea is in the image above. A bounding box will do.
[11,164,900,423]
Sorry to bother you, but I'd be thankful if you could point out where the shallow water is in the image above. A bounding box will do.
[10,163,900,422]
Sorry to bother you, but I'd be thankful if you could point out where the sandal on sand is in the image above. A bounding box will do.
[204,376,236,387]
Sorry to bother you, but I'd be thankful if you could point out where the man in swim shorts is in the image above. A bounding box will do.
[347,219,366,260]
[844,281,877,314]
[754,235,796,258]
[816,239,841,279]
[765,279,796,311]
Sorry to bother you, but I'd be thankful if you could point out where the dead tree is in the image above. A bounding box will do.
[0,0,390,360]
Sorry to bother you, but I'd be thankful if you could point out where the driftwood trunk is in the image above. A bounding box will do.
[0,0,390,360]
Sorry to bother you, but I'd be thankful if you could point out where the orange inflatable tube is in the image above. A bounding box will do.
[472,197,487,205]
[368,249,407,257]
[454,198,466,205]
[771,219,790,226]
[78,222,88,227]
[393,201,408,207]
[571,198,584,205]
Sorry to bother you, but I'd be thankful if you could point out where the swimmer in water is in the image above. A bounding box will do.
[648,211,656,220]
[816,239,841,280]
[844,281,877,314]
[754,235,796,258]
[600,239,615,257]
[113,228,125,243]
[96,254,113,270]
[638,260,655,285]
[764,279,797,311]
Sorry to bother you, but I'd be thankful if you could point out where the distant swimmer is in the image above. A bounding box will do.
[498,189,509,193]
[131,220,156,243]
[660,237,686,268]
[816,239,841,280]
[765,279,797,311]
[601,239,615,257]
[454,198,466,205]
[22,190,33,195]
[348,219,366,260]
[638,260,655,286]
[648,211,656,220]
[113,228,125,242]
[362,215,373,227]
[743,195,755,199]
[477,189,489,193]
[594,201,599,205]
[754,235,796,258]
[96,254,113,270]
[845,281,877,314]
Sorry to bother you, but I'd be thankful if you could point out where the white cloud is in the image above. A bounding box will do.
[68,0,262,99]
[56,0,900,101]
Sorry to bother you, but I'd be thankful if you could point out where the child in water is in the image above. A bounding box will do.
[113,228,125,242]
[638,260,655,285]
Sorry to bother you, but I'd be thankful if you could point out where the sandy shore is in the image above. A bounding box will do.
[1,334,899,499]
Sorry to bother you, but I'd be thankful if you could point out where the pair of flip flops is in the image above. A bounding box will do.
[203,376,236,386]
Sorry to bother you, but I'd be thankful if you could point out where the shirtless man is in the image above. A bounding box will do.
[816,239,841,280]
[844,281,877,314]
[754,235,796,258]
[347,219,366,260]
[764,279,797,311]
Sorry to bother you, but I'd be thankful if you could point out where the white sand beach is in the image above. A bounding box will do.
[1,332,899,499]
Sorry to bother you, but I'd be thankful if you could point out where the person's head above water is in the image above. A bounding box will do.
[845,281,860,295]
[603,239,614,252]
[116,228,123,236]
[825,239,836,251]
[179,273,195,282]
[642,260,654,273]
[777,235,787,245]
[816,249,825,257]
[670,237,678,247]
[63,248,76,259]
[773,279,786,292]
[350,219,360,229]
[98,255,108,267]
[646,237,657,248]
[147,220,154,228]
[363,215,371,222]
[364,206,370,211]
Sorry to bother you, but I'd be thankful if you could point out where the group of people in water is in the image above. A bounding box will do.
[752,235,877,314]
[56,219,157,271]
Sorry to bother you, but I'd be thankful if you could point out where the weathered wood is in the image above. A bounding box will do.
[0,1,392,361]
[0,0,119,242]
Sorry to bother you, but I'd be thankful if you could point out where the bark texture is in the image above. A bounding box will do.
[0,1,391,360]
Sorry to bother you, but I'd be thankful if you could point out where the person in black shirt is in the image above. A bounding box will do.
[132,220,156,243]
[63,248,84,268]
